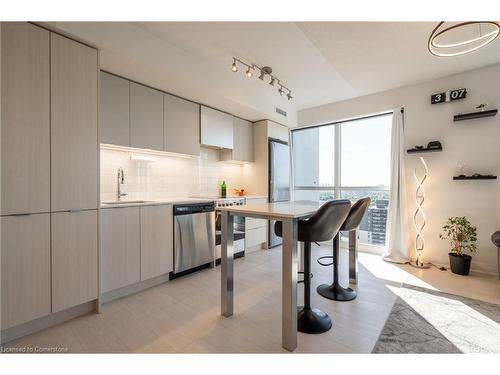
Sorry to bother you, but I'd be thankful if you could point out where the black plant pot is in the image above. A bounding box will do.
[448,253,472,276]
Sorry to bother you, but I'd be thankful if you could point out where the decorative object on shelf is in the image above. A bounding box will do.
[233,188,245,197]
[411,157,430,269]
[230,57,293,100]
[428,21,500,57]
[454,103,498,121]
[440,216,477,276]
[453,174,497,180]
[407,141,442,154]
[431,88,466,104]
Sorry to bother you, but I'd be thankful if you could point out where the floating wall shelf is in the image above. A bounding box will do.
[453,175,497,180]
[407,146,442,154]
[454,109,497,122]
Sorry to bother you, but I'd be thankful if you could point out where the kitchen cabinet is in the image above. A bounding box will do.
[140,205,174,280]
[245,197,268,252]
[267,120,289,143]
[51,210,98,313]
[100,71,130,146]
[220,117,254,162]
[200,106,234,149]
[100,207,141,293]
[130,82,164,151]
[164,93,200,156]
[51,33,98,212]
[1,214,51,329]
[1,22,50,215]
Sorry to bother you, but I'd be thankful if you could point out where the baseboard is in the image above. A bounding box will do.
[0,300,97,345]
[100,273,170,305]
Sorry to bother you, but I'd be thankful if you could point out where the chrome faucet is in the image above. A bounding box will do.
[117,167,127,200]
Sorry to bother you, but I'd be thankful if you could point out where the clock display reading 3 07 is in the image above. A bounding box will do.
[431,88,467,104]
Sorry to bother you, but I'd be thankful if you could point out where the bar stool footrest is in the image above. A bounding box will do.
[297,271,313,284]
[317,256,334,267]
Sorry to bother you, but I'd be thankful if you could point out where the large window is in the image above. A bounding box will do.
[292,113,392,249]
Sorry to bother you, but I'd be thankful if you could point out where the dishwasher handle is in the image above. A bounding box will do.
[174,202,215,216]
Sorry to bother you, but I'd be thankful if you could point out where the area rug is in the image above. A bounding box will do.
[372,284,500,353]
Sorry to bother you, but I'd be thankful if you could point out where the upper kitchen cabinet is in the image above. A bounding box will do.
[220,117,254,162]
[200,106,234,149]
[164,93,200,156]
[100,71,130,146]
[1,22,50,215]
[51,33,98,212]
[130,82,164,151]
[267,120,289,143]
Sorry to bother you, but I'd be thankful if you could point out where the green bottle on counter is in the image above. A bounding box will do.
[221,181,227,198]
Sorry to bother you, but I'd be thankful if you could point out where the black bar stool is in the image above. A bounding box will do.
[275,200,351,334]
[317,198,371,302]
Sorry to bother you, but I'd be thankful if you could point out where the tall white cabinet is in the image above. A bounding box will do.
[1,22,50,215]
[1,22,99,333]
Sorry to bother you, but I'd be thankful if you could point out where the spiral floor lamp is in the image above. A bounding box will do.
[411,157,430,268]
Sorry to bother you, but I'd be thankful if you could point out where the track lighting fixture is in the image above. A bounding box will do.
[231,59,238,72]
[230,57,293,100]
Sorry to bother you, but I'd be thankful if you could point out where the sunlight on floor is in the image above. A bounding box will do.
[386,284,500,353]
[357,252,439,290]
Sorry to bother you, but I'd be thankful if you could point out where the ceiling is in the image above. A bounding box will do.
[46,22,500,126]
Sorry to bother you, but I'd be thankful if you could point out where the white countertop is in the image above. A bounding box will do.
[100,197,216,209]
[218,200,322,219]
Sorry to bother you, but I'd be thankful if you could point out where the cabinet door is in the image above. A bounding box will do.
[140,205,173,280]
[51,210,98,313]
[232,118,254,162]
[267,121,289,143]
[1,214,51,329]
[164,93,200,156]
[200,106,234,149]
[100,207,140,292]
[1,22,50,215]
[100,71,130,146]
[130,82,164,151]
[51,33,98,211]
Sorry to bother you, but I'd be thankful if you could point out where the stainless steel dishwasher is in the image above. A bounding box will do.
[172,202,216,277]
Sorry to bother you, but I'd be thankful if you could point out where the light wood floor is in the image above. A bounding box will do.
[5,244,500,353]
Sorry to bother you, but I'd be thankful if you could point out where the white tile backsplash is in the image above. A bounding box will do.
[101,147,245,201]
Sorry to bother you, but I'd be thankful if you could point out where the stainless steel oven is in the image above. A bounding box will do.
[214,197,246,263]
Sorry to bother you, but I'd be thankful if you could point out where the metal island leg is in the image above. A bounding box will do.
[221,211,234,317]
[281,218,298,351]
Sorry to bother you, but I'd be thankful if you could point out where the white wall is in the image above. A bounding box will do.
[100,147,245,201]
[298,64,500,275]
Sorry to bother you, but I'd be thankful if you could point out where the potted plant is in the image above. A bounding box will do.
[439,216,477,275]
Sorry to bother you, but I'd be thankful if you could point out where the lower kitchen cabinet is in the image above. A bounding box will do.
[100,207,140,293]
[140,205,173,280]
[51,210,98,313]
[1,214,51,329]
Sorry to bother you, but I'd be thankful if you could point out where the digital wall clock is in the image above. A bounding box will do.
[431,88,467,104]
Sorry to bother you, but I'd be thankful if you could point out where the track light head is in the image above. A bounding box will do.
[231,60,238,72]
[278,86,284,96]
[246,66,253,78]
[269,77,275,86]
[287,92,293,100]
[258,70,265,80]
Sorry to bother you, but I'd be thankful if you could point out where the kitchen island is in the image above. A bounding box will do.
[218,200,323,352]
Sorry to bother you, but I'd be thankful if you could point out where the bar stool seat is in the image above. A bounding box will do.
[317,198,371,301]
[275,199,351,334]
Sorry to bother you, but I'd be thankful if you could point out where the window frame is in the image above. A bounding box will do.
[291,111,393,253]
